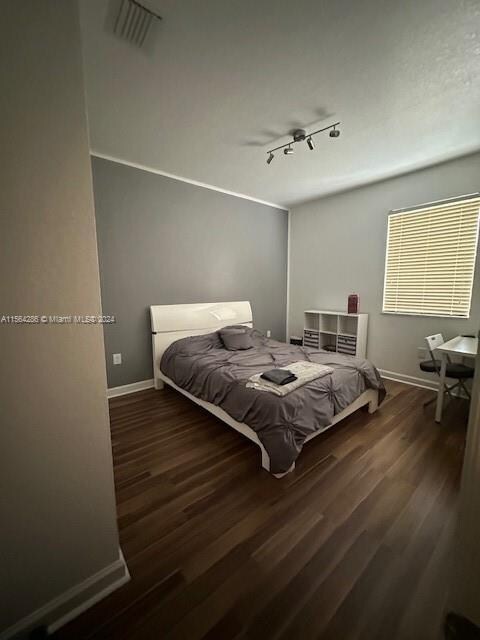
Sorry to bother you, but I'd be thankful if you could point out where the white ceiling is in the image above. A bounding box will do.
[80,0,480,208]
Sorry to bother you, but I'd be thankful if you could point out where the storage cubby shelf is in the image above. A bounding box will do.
[303,309,368,358]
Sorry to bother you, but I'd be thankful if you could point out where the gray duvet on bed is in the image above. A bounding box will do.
[160,328,386,473]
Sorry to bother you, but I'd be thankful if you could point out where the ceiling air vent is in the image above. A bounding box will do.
[113,0,162,47]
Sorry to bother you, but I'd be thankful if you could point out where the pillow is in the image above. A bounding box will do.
[219,326,254,351]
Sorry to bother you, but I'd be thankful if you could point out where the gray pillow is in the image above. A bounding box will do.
[219,327,253,351]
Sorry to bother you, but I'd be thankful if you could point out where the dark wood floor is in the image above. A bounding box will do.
[56,380,468,640]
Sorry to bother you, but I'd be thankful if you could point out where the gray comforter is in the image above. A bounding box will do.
[160,328,385,473]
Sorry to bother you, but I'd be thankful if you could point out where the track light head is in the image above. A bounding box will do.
[265,121,340,163]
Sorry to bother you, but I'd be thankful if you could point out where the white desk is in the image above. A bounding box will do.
[435,336,478,423]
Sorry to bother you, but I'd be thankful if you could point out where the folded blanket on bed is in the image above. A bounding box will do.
[261,368,297,385]
[247,361,333,397]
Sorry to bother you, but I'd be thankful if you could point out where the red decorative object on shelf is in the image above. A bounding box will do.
[348,294,359,314]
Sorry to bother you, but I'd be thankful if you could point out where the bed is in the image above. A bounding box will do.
[151,301,385,477]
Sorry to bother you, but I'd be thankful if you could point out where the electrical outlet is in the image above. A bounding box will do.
[417,347,427,360]
[266,330,271,338]
[113,353,122,365]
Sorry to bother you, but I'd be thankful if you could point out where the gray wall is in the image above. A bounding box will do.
[289,152,480,382]
[92,157,288,388]
[0,2,122,634]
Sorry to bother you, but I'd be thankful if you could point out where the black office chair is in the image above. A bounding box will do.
[420,333,474,407]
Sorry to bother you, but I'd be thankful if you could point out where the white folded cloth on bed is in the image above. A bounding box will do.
[246,361,333,397]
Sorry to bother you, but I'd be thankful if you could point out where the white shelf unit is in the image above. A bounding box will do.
[303,310,368,358]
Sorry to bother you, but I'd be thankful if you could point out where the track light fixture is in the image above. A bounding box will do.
[266,121,340,164]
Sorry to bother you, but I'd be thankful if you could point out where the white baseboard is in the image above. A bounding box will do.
[379,368,470,399]
[379,369,438,391]
[107,371,462,399]
[107,378,154,398]
[0,549,129,640]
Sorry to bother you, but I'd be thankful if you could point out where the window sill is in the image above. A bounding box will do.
[381,311,470,320]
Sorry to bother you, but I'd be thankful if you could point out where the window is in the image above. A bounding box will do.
[383,194,480,318]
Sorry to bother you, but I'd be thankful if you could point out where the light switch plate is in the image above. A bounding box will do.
[113,353,122,365]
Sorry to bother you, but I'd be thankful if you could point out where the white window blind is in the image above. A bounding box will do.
[383,194,480,318]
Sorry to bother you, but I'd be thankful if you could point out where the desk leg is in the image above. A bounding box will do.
[435,354,447,423]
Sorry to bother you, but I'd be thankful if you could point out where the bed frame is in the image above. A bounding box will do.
[150,301,379,478]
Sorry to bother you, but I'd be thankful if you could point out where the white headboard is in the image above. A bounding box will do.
[150,301,253,387]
